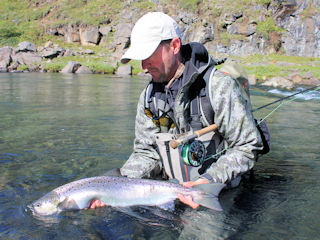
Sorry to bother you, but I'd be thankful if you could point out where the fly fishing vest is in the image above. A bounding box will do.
[145,66,224,183]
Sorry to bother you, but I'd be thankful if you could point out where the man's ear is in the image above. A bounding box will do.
[170,37,181,55]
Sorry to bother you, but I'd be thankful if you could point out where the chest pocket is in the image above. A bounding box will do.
[144,83,175,133]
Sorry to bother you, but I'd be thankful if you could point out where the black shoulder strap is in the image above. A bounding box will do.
[189,66,215,129]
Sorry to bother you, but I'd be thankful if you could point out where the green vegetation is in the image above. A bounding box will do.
[254,0,271,5]
[0,24,22,46]
[256,17,283,39]
[42,62,66,72]
[238,54,320,80]
[178,0,201,11]
[86,62,114,74]
[300,2,320,19]
[42,56,115,74]
[218,32,246,46]
[17,64,29,71]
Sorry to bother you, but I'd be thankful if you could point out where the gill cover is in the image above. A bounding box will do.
[30,192,60,216]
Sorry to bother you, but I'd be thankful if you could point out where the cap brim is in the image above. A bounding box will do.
[120,40,161,64]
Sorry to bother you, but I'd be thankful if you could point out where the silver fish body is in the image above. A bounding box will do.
[29,176,225,216]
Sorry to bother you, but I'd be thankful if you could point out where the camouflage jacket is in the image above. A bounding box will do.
[120,42,263,184]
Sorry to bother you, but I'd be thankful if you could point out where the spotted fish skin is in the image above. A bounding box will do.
[29,176,225,216]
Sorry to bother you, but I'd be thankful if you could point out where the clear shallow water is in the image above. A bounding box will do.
[1,73,320,240]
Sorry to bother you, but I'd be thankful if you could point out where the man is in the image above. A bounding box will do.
[90,12,263,209]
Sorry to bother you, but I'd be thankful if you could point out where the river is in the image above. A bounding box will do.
[0,73,319,240]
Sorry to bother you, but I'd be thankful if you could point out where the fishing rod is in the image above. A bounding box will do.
[252,85,319,113]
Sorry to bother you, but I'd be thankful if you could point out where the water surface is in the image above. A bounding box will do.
[1,73,319,239]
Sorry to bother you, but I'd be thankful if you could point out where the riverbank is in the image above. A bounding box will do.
[1,41,320,89]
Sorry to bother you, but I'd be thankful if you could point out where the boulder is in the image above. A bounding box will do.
[40,47,65,59]
[113,23,132,47]
[63,49,74,57]
[304,71,314,79]
[65,25,80,43]
[80,26,101,46]
[262,76,294,89]
[11,52,42,71]
[16,41,36,52]
[0,47,14,72]
[44,41,54,48]
[81,49,94,55]
[99,25,112,36]
[75,66,93,74]
[61,61,81,73]
[185,23,214,44]
[116,65,132,76]
[248,74,257,85]
[227,19,257,36]
[289,73,303,84]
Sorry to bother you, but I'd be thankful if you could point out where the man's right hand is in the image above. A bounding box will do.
[85,199,106,209]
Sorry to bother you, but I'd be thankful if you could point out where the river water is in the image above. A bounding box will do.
[0,73,319,240]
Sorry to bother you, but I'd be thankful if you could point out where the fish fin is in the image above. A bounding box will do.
[193,183,225,211]
[102,168,122,177]
[157,201,175,211]
[116,207,152,222]
[58,197,80,210]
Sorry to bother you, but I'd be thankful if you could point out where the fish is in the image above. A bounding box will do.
[28,176,225,216]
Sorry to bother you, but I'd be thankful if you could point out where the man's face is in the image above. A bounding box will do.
[141,39,180,83]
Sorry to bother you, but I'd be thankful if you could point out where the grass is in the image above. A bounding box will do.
[178,0,201,11]
[42,55,115,74]
[237,54,320,80]
[256,17,283,39]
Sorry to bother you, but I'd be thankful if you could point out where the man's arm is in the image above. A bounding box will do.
[204,71,263,183]
[120,89,162,178]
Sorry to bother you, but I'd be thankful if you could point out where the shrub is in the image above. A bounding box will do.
[256,17,283,39]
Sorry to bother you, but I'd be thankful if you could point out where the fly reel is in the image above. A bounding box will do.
[180,140,206,167]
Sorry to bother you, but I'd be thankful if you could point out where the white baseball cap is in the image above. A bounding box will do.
[120,12,181,64]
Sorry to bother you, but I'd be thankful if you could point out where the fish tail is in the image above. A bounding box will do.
[193,183,225,211]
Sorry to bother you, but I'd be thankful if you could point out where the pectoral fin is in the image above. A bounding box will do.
[58,197,80,210]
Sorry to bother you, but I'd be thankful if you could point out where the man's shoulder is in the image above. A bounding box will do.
[210,69,236,88]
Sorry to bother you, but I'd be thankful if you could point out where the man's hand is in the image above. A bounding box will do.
[178,178,209,209]
[85,199,107,210]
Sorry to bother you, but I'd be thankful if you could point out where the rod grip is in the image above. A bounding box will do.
[169,124,218,149]
[195,124,218,137]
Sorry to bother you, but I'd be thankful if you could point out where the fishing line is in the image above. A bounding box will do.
[203,85,320,161]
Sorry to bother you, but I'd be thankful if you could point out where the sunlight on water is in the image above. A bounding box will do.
[268,87,320,101]
[1,73,320,239]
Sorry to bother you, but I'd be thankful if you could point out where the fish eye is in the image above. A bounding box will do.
[35,203,41,207]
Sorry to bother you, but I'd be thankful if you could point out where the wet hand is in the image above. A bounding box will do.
[178,178,209,209]
[85,199,107,210]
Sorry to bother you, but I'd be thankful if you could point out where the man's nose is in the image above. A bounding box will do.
[141,59,150,70]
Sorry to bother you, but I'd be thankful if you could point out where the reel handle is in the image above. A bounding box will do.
[169,124,218,149]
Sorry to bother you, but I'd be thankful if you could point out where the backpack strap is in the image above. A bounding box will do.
[189,66,216,129]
